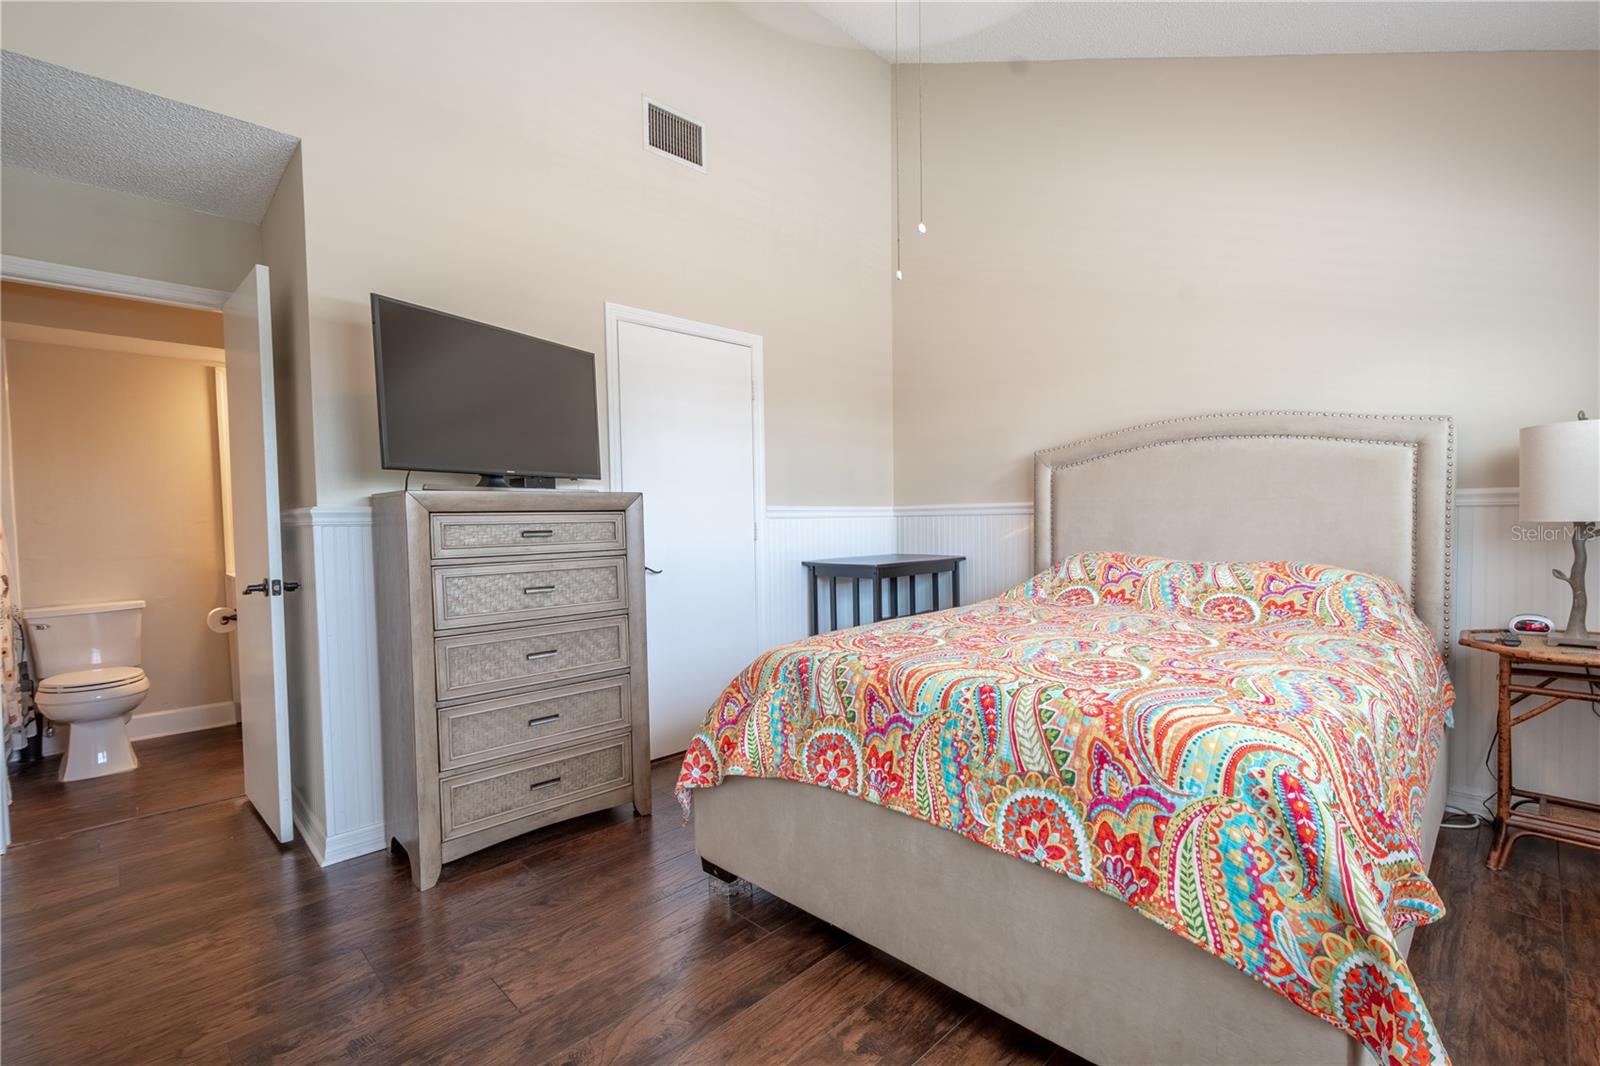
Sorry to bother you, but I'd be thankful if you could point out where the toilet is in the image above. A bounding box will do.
[24,601,151,782]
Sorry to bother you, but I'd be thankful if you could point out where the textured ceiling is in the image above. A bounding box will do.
[809,1,1600,63]
[1,51,298,223]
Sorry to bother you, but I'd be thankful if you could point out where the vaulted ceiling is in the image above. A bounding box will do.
[803,1,1599,64]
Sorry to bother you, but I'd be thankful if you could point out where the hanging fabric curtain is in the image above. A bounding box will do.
[1,529,16,740]
[0,335,18,745]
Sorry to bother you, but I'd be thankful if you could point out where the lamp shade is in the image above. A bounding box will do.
[1519,418,1600,523]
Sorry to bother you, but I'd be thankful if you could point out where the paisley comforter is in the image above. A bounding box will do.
[676,551,1453,1066]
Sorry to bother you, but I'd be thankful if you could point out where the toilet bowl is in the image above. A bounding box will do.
[35,667,150,780]
[23,601,150,782]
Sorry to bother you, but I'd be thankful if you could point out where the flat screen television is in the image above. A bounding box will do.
[372,295,601,487]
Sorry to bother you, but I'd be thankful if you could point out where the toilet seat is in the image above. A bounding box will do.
[37,666,148,696]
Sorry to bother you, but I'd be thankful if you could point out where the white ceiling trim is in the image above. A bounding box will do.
[0,256,231,311]
[809,1,1600,64]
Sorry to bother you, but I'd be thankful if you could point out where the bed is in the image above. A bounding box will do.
[680,411,1455,1066]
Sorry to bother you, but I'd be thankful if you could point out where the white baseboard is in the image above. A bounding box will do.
[291,759,387,867]
[36,700,238,754]
[292,786,329,866]
[323,822,389,865]
[1445,787,1494,818]
[127,701,238,741]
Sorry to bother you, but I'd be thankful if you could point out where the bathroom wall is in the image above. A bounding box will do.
[5,340,235,727]
[0,281,224,349]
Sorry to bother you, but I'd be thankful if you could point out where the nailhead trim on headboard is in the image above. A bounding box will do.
[1035,409,1453,454]
[1034,411,1456,651]
[1048,436,1420,600]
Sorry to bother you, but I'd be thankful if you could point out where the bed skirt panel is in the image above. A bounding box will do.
[693,730,1447,1066]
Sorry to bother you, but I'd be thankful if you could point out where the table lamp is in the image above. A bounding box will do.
[1520,412,1600,647]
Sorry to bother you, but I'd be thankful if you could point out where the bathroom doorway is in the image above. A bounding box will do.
[1,281,248,843]
[0,52,305,853]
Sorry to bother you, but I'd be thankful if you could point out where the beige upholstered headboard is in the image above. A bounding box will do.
[1034,412,1454,647]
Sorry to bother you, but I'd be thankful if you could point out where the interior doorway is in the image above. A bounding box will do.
[0,268,293,847]
[605,305,765,757]
[0,51,305,853]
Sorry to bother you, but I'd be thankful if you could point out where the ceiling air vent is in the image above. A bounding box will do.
[644,99,704,170]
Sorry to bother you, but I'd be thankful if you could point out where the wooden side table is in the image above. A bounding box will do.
[1458,628,1600,870]
[802,554,965,635]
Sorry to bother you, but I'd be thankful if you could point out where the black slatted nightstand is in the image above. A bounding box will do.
[801,554,965,635]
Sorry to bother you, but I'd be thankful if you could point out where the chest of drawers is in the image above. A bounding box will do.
[373,490,651,889]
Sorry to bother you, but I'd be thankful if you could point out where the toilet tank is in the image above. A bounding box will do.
[22,600,146,678]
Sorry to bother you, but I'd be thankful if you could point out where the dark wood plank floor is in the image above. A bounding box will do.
[1,726,1591,1066]
[1409,816,1600,1066]
[6,725,244,844]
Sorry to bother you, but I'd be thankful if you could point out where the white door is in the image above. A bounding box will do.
[613,316,760,756]
[224,266,293,842]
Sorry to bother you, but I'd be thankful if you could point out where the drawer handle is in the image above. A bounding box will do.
[520,529,555,539]
[523,585,557,595]
[527,713,560,727]
[525,649,559,661]
[529,776,562,791]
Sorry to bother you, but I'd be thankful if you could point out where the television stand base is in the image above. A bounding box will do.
[471,475,557,489]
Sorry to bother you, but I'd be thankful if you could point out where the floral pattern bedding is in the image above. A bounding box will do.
[676,551,1454,1066]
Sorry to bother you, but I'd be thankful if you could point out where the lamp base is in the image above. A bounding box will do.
[1547,520,1597,649]
[1547,628,1600,649]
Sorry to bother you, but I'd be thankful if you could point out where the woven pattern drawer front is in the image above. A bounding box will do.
[433,558,626,630]
[434,616,628,702]
[438,678,629,771]
[430,512,624,560]
[441,736,631,839]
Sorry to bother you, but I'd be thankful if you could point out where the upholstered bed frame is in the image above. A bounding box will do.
[694,412,1455,1066]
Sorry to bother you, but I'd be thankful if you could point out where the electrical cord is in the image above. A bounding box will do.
[1440,805,1485,830]
[1466,659,1599,826]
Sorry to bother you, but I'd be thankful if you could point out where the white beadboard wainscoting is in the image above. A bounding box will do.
[897,504,1037,604]
[1448,489,1598,814]
[283,506,386,866]
[284,489,1595,865]
[760,504,1036,644]
[763,490,1598,819]
[761,506,897,641]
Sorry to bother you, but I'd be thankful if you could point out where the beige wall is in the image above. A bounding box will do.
[1,281,224,347]
[891,51,1599,503]
[1,165,261,293]
[6,14,1592,511]
[1,2,895,507]
[259,147,318,510]
[6,341,233,716]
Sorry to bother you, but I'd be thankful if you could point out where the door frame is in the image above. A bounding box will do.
[1,255,231,310]
[0,255,239,853]
[603,302,768,648]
